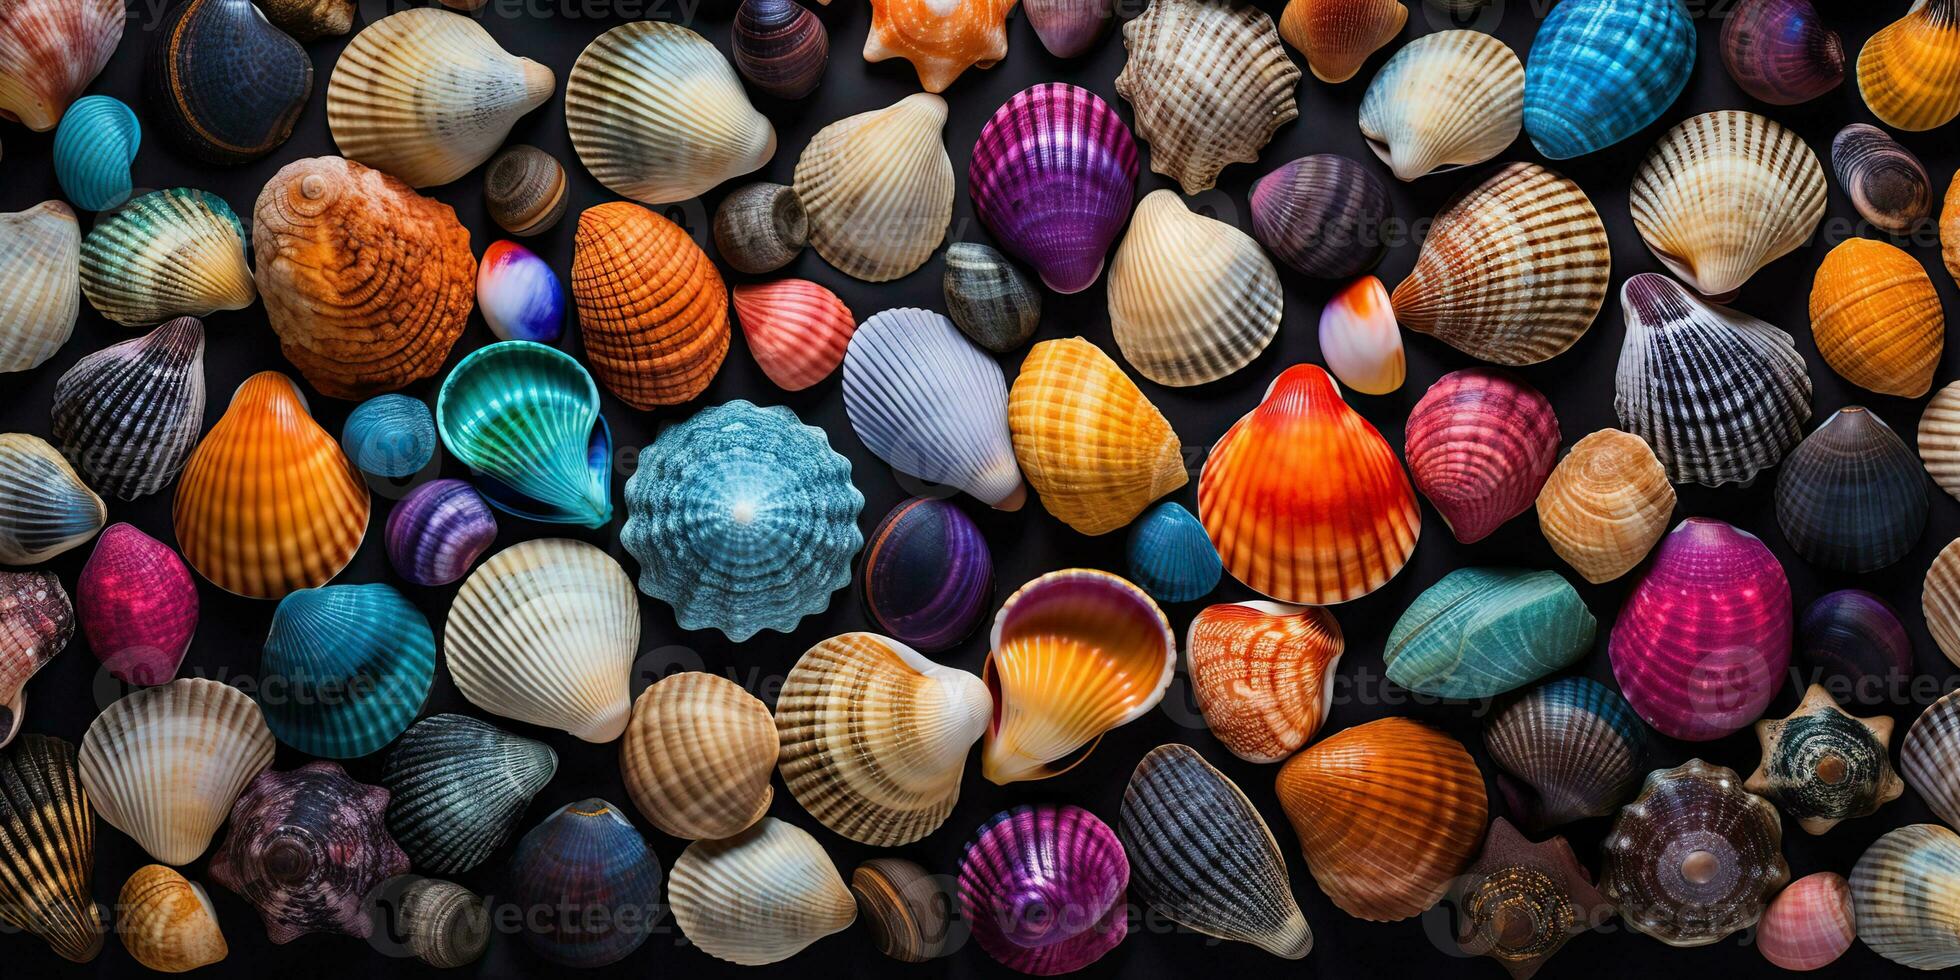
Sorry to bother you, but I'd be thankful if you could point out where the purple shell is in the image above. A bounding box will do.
[970,83,1138,295]
[1719,0,1844,105]
[1025,0,1113,58]
[859,497,992,652]
[207,761,409,944]
[732,0,827,100]
[386,479,499,587]
[1609,519,1792,742]
[1249,154,1390,279]
[1798,589,1913,706]
[959,804,1129,975]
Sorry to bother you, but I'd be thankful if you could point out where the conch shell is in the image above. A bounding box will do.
[570,202,729,409]
[793,93,953,282]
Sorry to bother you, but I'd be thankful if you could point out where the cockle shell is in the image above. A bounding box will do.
[254,156,476,399]
[1317,275,1404,395]
[0,433,104,565]
[76,524,196,686]
[1832,124,1933,235]
[0,570,70,744]
[943,243,1041,352]
[1809,238,1943,398]
[1126,501,1221,603]
[260,0,353,40]
[1522,0,1695,159]
[0,735,105,962]
[732,279,854,390]
[1186,601,1342,763]
[377,877,490,969]
[1250,155,1389,280]
[381,713,557,874]
[257,584,435,759]
[1852,823,1960,969]
[1905,688,1960,830]
[1721,0,1845,105]
[1857,0,1960,131]
[483,144,568,237]
[734,0,829,99]
[1405,368,1559,543]
[1927,538,1960,668]
[1199,363,1419,604]
[1920,380,1960,500]
[477,240,565,345]
[1485,676,1649,831]
[1115,0,1301,194]
[1746,684,1903,835]
[669,817,856,965]
[863,0,1014,92]
[1275,718,1488,921]
[435,341,612,526]
[50,316,205,500]
[565,21,775,205]
[1774,407,1927,574]
[1758,871,1855,971]
[1601,759,1789,947]
[1278,0,1407,84]
[620,672,776,841]
[959,805,1129,974]
[78,188,256,327]
[1453,819,1612,980]
[386,481,496,589]
[1025,0,1112,57]
[506,799,661,967]
[1107,190,1281,387]
[713,182,808,275]
[1358,29,1521,181]
[341,394,436,481]
[1384,568,1595,700]
[52,95,137,211]
[851,858,953,962]
[571,201,729,409]
[859,497,993,652]
[0,0,123,131]
[1535,429,1675,584]
[793,93,953,282]
[1799,590,1913,706]
[147,0,312,166]
[0,201,79,374]
[117,865,227,973]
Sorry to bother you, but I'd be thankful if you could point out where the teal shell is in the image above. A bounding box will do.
[52,95,139,212]
[1384,567,1597,698]
[258,583,436,759]
[1523,0,1695,159]
[1125,501,1221,604]
[342,394,437,480]
[621,400,864,641]
[436,341,612,527]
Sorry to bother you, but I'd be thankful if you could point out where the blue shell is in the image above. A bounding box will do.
[435,341,612,527]
[1523,0,1696,159]
[1384,567,1596,699]
[258,583,436,759]
[1125,501,1221,603]
[342,394,437,480]
[621,400,863,641]
[506,799,662,968]
[52,96,139,212]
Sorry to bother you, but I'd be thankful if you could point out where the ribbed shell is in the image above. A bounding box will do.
[0,202,79,373]
[78,188,256,327]
[1025,0,1112,57]
[942,243,1040,352]
[50,316,206,500]
[117,865,227,973]
[733,0,829,100]
[1248,154,1389,279]
[1832,123,1932,235]
[75,524,197,686]
[435,341,612,527]
[1601,759,1789,947]
[144,0,312,166]
[0,0,124,131]
[1384,567,1596,700]
[0,433,105,565]
[1186,601,1342,763]
[1278,0,1407,84]
[1405,368,1559,543]
[733,279,853,390]
[258,584,434,758]
[1521,0,1695,159]
[1809,237,1943,398]
[1720,0,1845,106]
[1774,407,1927,574]
[571,201,729,409]
[957,805,1130,974]
[714,182,808,275]
[1856,0,1960,131]
[484,144,568,237]
[619,672,776,841]
[1757,871,1855,971]
[387,877,489,970]
[0,735,104,963]
[668,818,857,966]
[1918,381,1960,503]
[1358,30,1523,181]
[862,0,1014,92]
[1904,688,1960,828]
[793,93,952,282]
[1484,676,1649,831]
[1107,190,1280,387]
[1125,500,1221,603]
[0,571,69,739]
[1852,823,1960,969]
[1925,539,1960,668]
[504,799,661,968]
[380,713,557,874]
[1745,684,1903,835]
[850,858,951,962]
[1535,429,1675,583]
[51,95,137,211]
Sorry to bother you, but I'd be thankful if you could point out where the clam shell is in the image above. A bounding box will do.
[1359,30,1521,181]
[1904,687,1960,828]
[1535,428,1675,584]
[435,341,612,527]
[384,877,489,969]
[793,93,952,282]
[1317,275,1404,395]
[0,735,105,962]
[859,496,993,652]
[1186,601,1342,763]
[958,805,1129,974]
[1485,676,1648,831]
[340,394,435,481]
[1278,0,1407,84]
[863,0,1013,92]
[1249,154,1388,279]
[77,524,196,686]
[1522,0,1695,159]
[713,182,808,275]
[1927,538,1960,668]
[0,0,123,131]
[1758,871,1855,971]
[1451,818,1611,979]
[943,242,1041,352]
[1720,0,1845,105]
[78,188,256,327]
[0,570,71,742]
[1385,567,1595,700]
[1857,0,1960,131]
[1809,237,1943,398]
[1126,501,1221,603]
[1745,684,1903,835]
[734,0,828,99]
[0,433,105,565]
[147,0,312,165]
[52,95,137,211]
[1946,164,1960,289]
[1798,590,1913,706]
[1107,190,1281,387]
[851,858,952,962]
[1919,380,1960,500]
[1775,407,1927,573]
[483,144,568,237]
[384,480,495,589]
[257,584,434,759]
[0,201,79,373]
[117,865,227,973]
[477,239,565,345]
[50,316,206,500]
[1852,823,1960,969]
[669,817,856,965]
[1025,0,1112,57]
[1405,368,1559,543]
[381,713,556,874]
[1601,759,1789,947]
[732,278,854,390]
[571,201,729,409]
[620,672,776,840]
[1831,123,1932,235]
[505,799,661,968]
[261,0,353,41]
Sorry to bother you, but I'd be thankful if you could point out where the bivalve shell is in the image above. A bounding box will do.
[117,865,227,973]
[942,242,1041,352]
[0,202,80,374]
[0,0,124,131]
[570,201,730,409]
[381,714,557,874]
[1249,154,1390,279]
[504,799,661,968]
[732,278,854,390]
[1107,190,1281,387]
[0,736,106,962]
[793,93,953,282]
[958,805,1129,974]
[78,188,255,327]
[1522,0,1694,159]
[52,95,138,211]
[859,497,993,652]
[50,316,205,500]
[76,524,197,686]
[1405,368,1559,543]
[1720,0,1845,106]
[669,817,857,965]
[1774,407,1927,574]
[734,0,829,99]
[1359,30,1522,181]
[435,341,612,527]
[851,858,952,962]
[0,433,103,565]
[1831,123,1933,235]
[619,672,776,841]
[1851,823,1960,969]
[1384,567,1596,700]
[1186,601,1343,763]
[1808,237,1943,399]
[1485,676,1649,831]
[257,584,436,759]
[1535,429,1675,584]
[1758,871,1855,971]
[1857,0,1960,131]
[147,0,312,165]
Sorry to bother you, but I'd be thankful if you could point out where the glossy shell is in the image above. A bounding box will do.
[1927,538,1960,668]
[76,524,198,686]
[148,0,312,165]
[52,95,137,211]
[505,799,662,968]
[713,182,808,275]
[1857,0,1960,131]
[50,315,206,500]
[1809,237,1943,398]
[1186,601,1343,763]
[1125,501,1221,604]
[1450,817,1611,979]
[0,735,105,962]
[1385,568,1596,700]
[734,0,829,99]
[1920,380,1960,502]
[0,202,80,374]
[851,858,953,962]
[620,672,776,841]
[958,805,1129,975]
[1318,275,1404,395]
[483,144,568,237]
[0,433,103,565]
[1601,759,1789,947]
[477,240,565,345]
[381,714,557,874]
[340,394,436,480]
[0,571,71,743]
[1746,684,1903,835]
[1107,190,1281,387]
[1831,124,1932,235]
[570,201,729,409]
[1485,676,1649,831]
[258,584,435,759]
[1358,30,1523,181]
[261,0,353,40]
[436,341,612,527]
[862,0,1013,92]
[78,188,255,327]
[1852,823,1960,969]
[1535,429,1676,584]
[117,865,227,973]
[732,278,854,390]
[1278,0,1407,84]
[860,497,993,652]
[384,479,497,588]
[793,93,952,282]
[1026,0,1113,57]
[668,817,856,965]
[943,242,1041,352]
[1774,407,1927,573]
[1248,154,1390,279]
[1522,0,1695,159]
[1720,0,1845,105]
[1758,871,1856,971]
[1405,368,1559,543]
[1798,590,1913,706]
[0,0,123,131]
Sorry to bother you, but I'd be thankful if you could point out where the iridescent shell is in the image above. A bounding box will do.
[1405,368,1559,543]
[1125,501,1220,604]
[793,93,952,282]
[1317,275,1404,395]
[1809,237,1943,398]
[0,433,105,565]
[713,183,807,275]
[505,799,662,968]
[1358,29,1522,181]
[620,672,776,841]
[1720,0,1844,105]
[1522,0,1695,159]
[50,315,205,500]
[78,188,256,327]
[1774,407,1927,573]
[384,479,497,588]
[117,865,227,973]
[1902,687,1960,827]
[732,278,854,390]
[1831,124,1933,235]
[1852,823,1960,969]
[436,341,612,526]
[1450,817,1612,979]
[1601,759,1789,947]
[859,497,992,652]
[669,817,855,966]
[1249,154,1389,279]
[851,858,953,962]
[0,0,123,131]
[1485,676,1648,831]
[958,805,1129,974]
[381,714,557,874]
[1385,568,1595,700]
[0,201,79,374]
[1758,871,1855,971]
[1186,601,1342,763]
[571,201,729,409]
[477,240,564,344]
[483,144,568,237]
[1857,0,1960,131]
[1107,190,1281,387]
[863,0,1012,92]
[1798,590,1912,706]
[1745,684,1903,835]
[341,394,436,481]
[733,0,828,99]
[148,0,313,165]
[76,524,197,687]
[0,735,105,962]
[942,243,1041,353]
[0,571,71,745]
[1534,429,1675,584]
[51,95,138,211]
[257,584,434,759]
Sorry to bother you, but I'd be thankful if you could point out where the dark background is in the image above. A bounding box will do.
[3,0,1957,977]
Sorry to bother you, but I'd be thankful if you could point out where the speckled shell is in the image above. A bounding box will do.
[477,239,565,345]
[1107,190,1280,387]
[1359,30,1521,181]
[714,182,808,275]
[732,279,854,390]
[0,202,79,374]
[1832,124,1932,235]
[504,799,662,968]
[0,433,104,565]
[669,817,857,966]
[1903,687,1960,827]
[341,394,436,480]
[50,315,206,500]
[863,0,1013,92]
[734,0,829,99]
[1758,871,1855,971]
[260,0,353,40]
[793,93,953,282]
[78,188,256,327]
[0,735,105,963]
[381,714,557,874]
[1720,0,1845,106]
[0,570,71,743]
[1775,407,1927,574]
[1405,368,1559,543]
[1186,601,1342,763]
[1535,429,1675,584]
[257,584,435,759]
[76,524,197,686]
[851,858,953,962]
[1249,154,1390,279]
[943,243,1041,352]
[571,201,729,409]
[384,479,496,588]
[1852,823,1960,969]
[1746,684,1903,835]
[958,805,1129,974]
[0,0,124,131]
[435,341,612,527]
[1385,568,1596,700]
[1485,676,1649,831]
[859,497,993,652]
[117,865,228,973]
[147,0,312,166]
[620,672,776,841]
[484,145,568,237]
[52,95,138,211]
[1278,0,1407,84]
[1857,0,1960,131]
[1926,538,1960,668]
[1798,590,1913,706]
[1521,0,1694,159]
[1809,238,1943,399]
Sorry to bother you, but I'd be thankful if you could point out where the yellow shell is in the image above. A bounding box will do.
[1857,0,1960,131]
[1536,429,1677,584]
[118,865,227,973]
[619,671,777,841]
[1106,190,1281,387]
[1809,237,1944,398]
[793,93,953,282]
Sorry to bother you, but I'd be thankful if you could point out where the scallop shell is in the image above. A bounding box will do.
[477,239,565,345]
[78,188,256,327]
[669,817,857,966]
[1485,676,1648,831]
[1385,567,1596,700]
[1603,759,1789,947]
[1857,0,1960,131]
[863,0,1013,92]
[1745,684,1903,835]
[483,145,568,237]
[1852,823,1960,969]
[1107,190,1281,387]
[50,316,206,500]
[1927,538,1960,668]
[0,0,124,131]
[1405,368,1559,543]
[793,93,952,282]
[713,182,808,275]
[1831,123,1933,235]
[1126,501,1221,603]
[261,0,353,40]
[435,341,612,527]
[257,584,435,759]
[620,672,776,841]
[147,0,312,165]
[505,799,661,968]
[117,865,227,973]
[1250,154,1389,279]
[1451,817,1611,980]
[851,858,952,962]
[381,713,557,874]
[1521,0,1694,159]
[1809,237,1943,398]
[76,524,197,686]
[1535,428,1675,584]
[0,201,79,374]
[1358,29,1521,181]
[734,0,829,99]
[341,394,436,481]
[1186,601,1342,763]
[52,95,138,211]
[1278,0,1407,84]
[1720,0,1845,106]
[0,570,71,744]
[1758,871,1855,971]
[943,242,1041,353]
[1798,590,1913,707]
[380,877,490,970]
[731,278,854,390]
[1025,0,1112,57]
[0,735,105,962]
[1902,688,1960,848]
[1774,407,1927,574]
[1317,275,1404,395]
[0,433,104,565]
[571,201,729,409]
[958,805,1129,974]
[1917,385,1960,504]
[859,497,993,652]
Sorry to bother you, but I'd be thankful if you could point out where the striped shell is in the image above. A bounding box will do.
[484,145,568,237]
[850,858,952,962]
[1757,872,1855,971]
[571,202,729,409]
[1809,237,1943,398]
[1774,407,1927,574]
[78,188,256,327]
[733,280,854,391]
[117,865,227,973]
[0,570,71,744]
[1186,601,1342,763]
[0,0,124,131]
[75,524,196,686]
[1485,676,1649,831]
[0,735,105,962]
[1856,0,1960,131]
[0,202,79,373]
[0,433,105,565]
[1535,429,1675,584]
[1106,190,1281,387]
[380,714,557,874]
[1405,368,1560,544]
[713,182,807,275]
[793,93,952,282]
[50,316,206,500]
[1918,382,1960,502]
[1832,123,1933,235]
[1904,686,1960,830]
[1358,30,1523,181]
[668,818,857,965]
[619,672,777,841]
[1383,567,1596,700]
[1851,823,1960,969]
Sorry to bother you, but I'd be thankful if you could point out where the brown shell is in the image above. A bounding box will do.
[117,864,227,972]
[619,671,777,840]
[850,857,952,962]
[571,202,730,409]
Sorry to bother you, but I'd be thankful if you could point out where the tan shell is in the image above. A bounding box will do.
[669,817,858,966]
[1924,538,1960,669]
[619,672,777,841]
[1919,381,1960,501]
[0,202,79,373]
[118,865,227,973]
[1358,29,1523,181]
[1107,190,1281,387]
[1536,429,1677,584]
[793,93,953,282]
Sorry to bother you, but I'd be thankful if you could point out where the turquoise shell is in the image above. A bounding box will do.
[258,583,436,759]
[342,394,437,480]
[52,95,139,212]
[1384,567,1597,699]
[1125,501,1221,603]
[621,400,863,641]
[1524,0,1695,159]
[435,341,612,527]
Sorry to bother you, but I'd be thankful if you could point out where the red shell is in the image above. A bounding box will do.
[1405,368,1560,543]
[76,523,198,686]
[732,279,855,391]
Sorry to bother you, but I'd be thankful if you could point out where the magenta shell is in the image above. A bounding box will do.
[969,83,1138,295]
[385,479,499,587]
[958,804,1129,975]
[1608,518,1792,741]
[1404,368,1560,544]
[75,523,197,686]
[1719,0,1844,106]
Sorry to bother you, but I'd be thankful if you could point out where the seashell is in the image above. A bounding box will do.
[1919,380,1960,500]
[1485,676,1648,832]
[147,0,312,165]
[1831,124,1932,235]
[381,714,557,874]
[1186,601,1342,763]
[1534,429,1675,584]
[571,201,729,408]
[1927,539,1960,668]
[78,188,255,327]
[1609,519,1791,742]
[0,433,104,565]
[959,805,1129,974]
[384,479,497,588]
[51,95,137,211]
[50,315,206,500]
[445,539,638,741]
[1249,154,1389,278]
[1008,338,1185,534]
[0,570,71,746]
[843,308,1025,509]
[506,801,661,967]
[1278,0,1407,84]
[1809,238,1943,398]
[1025,0,1112,57]
[732,279,854,390]
[254,156,476,400]
[1405,368,1559,543]
[1199,363,1418,604]
[713,182,808,275]
[859,497,993,652]
[1720,0,1845,105]
[477,240,564,345]
[1601,759,1789,947]
[1450,817,1612,979]
[794,94,952,282]
[1746,684,1903,835]
[1358,29,1521,181]
[117,865,227,973]
[0,0,123,131]
[381,877,489,970]
[982,570,1175,783]
[78,678,274,866]
[173,373,368,598]
[734,0,828,99]
[257,584,434,759]
[851,858,953,962]
[1316,276,1404,395]
[0,201,79,374]
[943,243,1041,352]
[435,341,611,526]
[669,817,856,965]
[1857,0,1960,131]
[619,672,776,840]
[1276,718,1487,921]
[1385,568,1595,700]
[1775,407,1927,573]
[1614,273,1812,486]
[1390,162,1610,365]
[969,83,1138,295]
[621,400,863,640]
[341,394,436,481]
[1107,190,1281,387]
[863,0,1013,92]
[483,145,568,237]
[1798,590,1912,705]
[566,21,775,205]
[1758,871,1856,971]
[1522,0,1694,159]
[1904,688,1960,826]
[260,0,353,40]
[0,735,105,962]
[1853,823,1960,969]
[1115,0,1301,194]
[76,524,197,687]
[1946,166,1960,288]
[1126,501,1221,603]
[777,632,990,845]
[1119,745,1312,958]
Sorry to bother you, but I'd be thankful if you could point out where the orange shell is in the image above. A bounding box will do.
[1274,717,1487,921]
[1945,171,1959,288]
[1279,0,1407,84]
[731,279,855,391]
[173,372,369,599]
[863,0,1017,93]
[571,202,731,409]
[1809,237,1944,398]
[1198,363,1419,604]
[1186,601,1344,763]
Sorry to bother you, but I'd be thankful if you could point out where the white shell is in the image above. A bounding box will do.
[1318,276,1404,396]
[0,202,79,373]
[1359,30,1523,181]
[792,94,953,282]
[1107,190,1281,387]
[668,817,857,966]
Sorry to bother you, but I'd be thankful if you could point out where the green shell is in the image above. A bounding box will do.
[1384,567,1596,699]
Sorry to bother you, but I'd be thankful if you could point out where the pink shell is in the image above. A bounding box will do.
[76,523,198,686]
[1404,368,1560,543]
[1609,518,1791,741]
[732,279,856,391]
[1758,872,1855,971]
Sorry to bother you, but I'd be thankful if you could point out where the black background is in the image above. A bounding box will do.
[3,0,1958,977]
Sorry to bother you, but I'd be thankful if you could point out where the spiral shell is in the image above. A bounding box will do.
[713,182,808,275]
[1535,429,1675,584]
[734,0,828,99]
[1107,190,1281,387]
[1359,30,1522,181]
[958,805,1129,974]
[793,93,952,282]
[381,714,557,874]
[571,201,729,409]
[78,188,255,327]
[1745,684,1903,835]
[484,145,568,237]
[117,865,227,973]
[0,570,71,745]
[50,316,205,500]
[383,877,490,970]
[52,95,137,211]
[943,243,1041,352]
[859,497,993,652]
[1485,676,1649,832]
[1450,817,1611,979]
[1186,601,1342,763]
[1809,237,1943,399]
[669,818,857,966]
[1774,407,1927,574]
[620,672,777,841]
[340,394,436,481]
[851,858,952,962]
[0,201,79,374]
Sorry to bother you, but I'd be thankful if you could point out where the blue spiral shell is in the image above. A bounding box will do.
[342,394,437,480]
[436,341,612,527]
[1524,0,1696,159]
[52,95,139,212]
[506,799,662,968]
[1125,501,1221,603]
[258,583,436,759]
